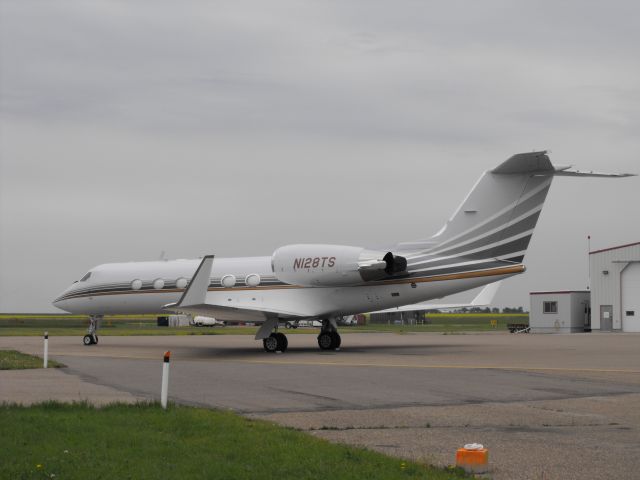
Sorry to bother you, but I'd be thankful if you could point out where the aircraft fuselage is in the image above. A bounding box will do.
[53,256,522,318]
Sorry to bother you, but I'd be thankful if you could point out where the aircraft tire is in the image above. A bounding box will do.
[93,335,99,345]
[263,334,279,353]
[83,335,94,346]
[331,332,341,349]
[317,332,334,350]
[275,332,288,352]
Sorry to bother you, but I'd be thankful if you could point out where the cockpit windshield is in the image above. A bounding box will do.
[80,271,92,282]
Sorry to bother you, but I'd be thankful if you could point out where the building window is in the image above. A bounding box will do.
[626,311,635,316]
[543,301,558,314]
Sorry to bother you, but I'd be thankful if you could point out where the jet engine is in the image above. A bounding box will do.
[271,244,408,287]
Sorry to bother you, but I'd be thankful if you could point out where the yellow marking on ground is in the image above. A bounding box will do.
[238,359,640,375]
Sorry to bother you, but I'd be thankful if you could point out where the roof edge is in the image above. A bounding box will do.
[530,290,590,295]
[590,241,640,255]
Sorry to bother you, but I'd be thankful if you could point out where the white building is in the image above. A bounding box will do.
[589,241,640,332]
[529,291,591,333]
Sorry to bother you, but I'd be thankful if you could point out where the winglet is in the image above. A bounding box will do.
[471,281,501,306]
[171,255,214,308]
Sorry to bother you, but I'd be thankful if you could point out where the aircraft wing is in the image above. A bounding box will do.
[162,256,309,322]
[369,281,501,314]
[165,302,305,323]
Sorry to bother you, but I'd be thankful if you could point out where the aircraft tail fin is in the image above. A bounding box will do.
[397,151,555,264]
[426,151,555,263]
[398,151,634,269]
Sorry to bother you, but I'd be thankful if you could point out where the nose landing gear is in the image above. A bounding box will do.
[83,315,101,346]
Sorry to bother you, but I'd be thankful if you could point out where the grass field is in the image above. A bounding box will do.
[0,314,528,336]
[0,402,470,480]
[0,315,240,337]
[0,350,64,370]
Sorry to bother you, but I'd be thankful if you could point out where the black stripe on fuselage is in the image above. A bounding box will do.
[56,278,284,302]
[56,263,524,301]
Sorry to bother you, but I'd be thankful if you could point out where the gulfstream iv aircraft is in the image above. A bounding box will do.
[53,151,634,351]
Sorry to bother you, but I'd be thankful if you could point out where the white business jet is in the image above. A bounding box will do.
[52,151,634,351]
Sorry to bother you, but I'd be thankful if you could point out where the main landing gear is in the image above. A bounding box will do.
[256,317,288,353]
[256,317,342,353]
[262,332,288,353]
[83,315,101,346]
[317,318,341,351]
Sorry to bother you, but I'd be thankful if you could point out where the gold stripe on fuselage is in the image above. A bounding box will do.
[63,264,524,300]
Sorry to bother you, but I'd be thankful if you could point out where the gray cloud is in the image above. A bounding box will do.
[1,0,639,311]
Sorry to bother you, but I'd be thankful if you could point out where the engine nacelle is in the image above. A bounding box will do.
[271,244,407,287]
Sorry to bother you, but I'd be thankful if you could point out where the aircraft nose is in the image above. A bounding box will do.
[52,286,74,312]
[52,295,68,311]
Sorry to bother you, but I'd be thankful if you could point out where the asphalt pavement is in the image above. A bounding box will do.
[2,332,639,479]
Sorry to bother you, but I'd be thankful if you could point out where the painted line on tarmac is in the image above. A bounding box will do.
[239,360,640,374]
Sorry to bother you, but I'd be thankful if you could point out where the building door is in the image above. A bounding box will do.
[621,263,640,332]
[583,303,591,332]
[600,305,613,331]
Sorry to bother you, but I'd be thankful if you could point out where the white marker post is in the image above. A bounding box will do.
[161,351,171,409]
[43,332,49,369]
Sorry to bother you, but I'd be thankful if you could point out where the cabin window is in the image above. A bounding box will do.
[543,301,558,314]
[80,272,92,282]
[626,311,635,316]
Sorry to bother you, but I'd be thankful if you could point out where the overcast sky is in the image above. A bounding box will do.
[1,0,639,312]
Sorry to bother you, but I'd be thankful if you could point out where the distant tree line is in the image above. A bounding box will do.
[438,306,526,314]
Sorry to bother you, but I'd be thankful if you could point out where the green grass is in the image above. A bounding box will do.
[0,402,469,480]
[0,316,251,337]
[0,350,64,370]
[0,314,528,336]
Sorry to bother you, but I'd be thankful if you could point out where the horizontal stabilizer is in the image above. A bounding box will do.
[491,151,636,177]
[552,168,636,178]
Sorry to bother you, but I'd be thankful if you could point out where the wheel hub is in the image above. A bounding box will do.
[264,336,278,351]
[319,334,332,349]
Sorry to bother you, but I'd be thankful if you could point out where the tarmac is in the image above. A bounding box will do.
[1,331,639,480]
